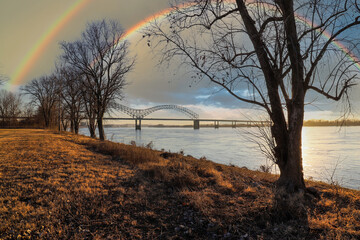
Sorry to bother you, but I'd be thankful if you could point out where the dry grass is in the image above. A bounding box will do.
[0,129,359,239]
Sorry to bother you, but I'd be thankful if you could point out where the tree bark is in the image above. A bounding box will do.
[277,89,306,193]
[70,119,75,133]
[74,120,79,134]
[88,119,96,138]
[97,116,105,141]
[43,110,50,128]
[276,129,306,193]
[62,120,68,131]
[74,125,79,134]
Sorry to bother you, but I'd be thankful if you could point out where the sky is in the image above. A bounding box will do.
[0,0,359,121]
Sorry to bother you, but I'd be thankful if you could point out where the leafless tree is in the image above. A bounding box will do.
[144,0,360,195]
[60,19,135,140]
[0,90,22,125]
[57,66,84,134]
[21,75,59,128]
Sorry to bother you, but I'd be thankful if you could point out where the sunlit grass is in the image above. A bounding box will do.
[0,129,359,239]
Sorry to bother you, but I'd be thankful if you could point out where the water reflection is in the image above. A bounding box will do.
[302,126,360,189]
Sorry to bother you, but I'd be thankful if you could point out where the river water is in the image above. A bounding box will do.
[80,126,360,190]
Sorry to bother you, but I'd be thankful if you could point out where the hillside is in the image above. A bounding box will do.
[0,129,359,239]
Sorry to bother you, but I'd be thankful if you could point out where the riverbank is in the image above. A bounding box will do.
[0,129,359,239]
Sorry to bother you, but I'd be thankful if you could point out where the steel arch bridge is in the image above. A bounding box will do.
[118,104,199,119]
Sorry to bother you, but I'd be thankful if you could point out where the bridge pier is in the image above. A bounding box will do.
[135,119,142,130]
[193,120,200,129]
[214,121,219,129]
[232,121,236,128]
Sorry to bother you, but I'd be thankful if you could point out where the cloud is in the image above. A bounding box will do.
[125,31,360,120]
[124,34,263,112]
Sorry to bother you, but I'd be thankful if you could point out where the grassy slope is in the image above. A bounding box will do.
[0,129,359,239]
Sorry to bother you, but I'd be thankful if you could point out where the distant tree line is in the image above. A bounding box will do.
[0,90,23,127]
[304,119,360,127]
[0,19,134,140]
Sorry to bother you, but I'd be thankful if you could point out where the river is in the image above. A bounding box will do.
[80,126,360,190]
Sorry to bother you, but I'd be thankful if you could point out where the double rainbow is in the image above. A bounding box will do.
[6,0,360,90]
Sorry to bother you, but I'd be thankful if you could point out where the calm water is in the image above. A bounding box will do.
[80,126,360,190]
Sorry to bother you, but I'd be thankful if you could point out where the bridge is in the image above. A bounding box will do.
[0,104,270,130]
[116,104,198,130]
[118,104,199,119]
[106,104,270,130]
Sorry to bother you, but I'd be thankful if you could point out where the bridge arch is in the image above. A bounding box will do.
[118,104,199,119]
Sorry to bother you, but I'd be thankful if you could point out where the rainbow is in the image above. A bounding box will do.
[295,14,360,71]
[122,8,174,40]
[111,1,360,73]
[7,0,91,90]
[7,0,360,90]
[95,0,360,74]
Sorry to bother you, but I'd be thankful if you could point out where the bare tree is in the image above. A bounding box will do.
[57,66,84,134]
[145,0,360,195]
[60,19,135,140]
[21,75,59,128]
[0,90,22,125]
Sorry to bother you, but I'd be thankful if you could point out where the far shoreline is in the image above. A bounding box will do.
[75,119,360,128]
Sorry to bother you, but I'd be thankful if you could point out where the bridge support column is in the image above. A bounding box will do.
[232,121,236,128]
[214,121,219,129]
[193,120,200,130]
[135,119,141,130]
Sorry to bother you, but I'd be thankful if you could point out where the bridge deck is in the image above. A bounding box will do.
[103,117,270,123]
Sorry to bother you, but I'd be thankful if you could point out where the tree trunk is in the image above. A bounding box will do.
[272,100,306,195]
[276,0,306,195]
[274,122,308,220]
[70,119,74,133]
[62,119,68,131]
[88,119,96,138]
[74,121,79,134]
[97,116,105,141]
[43,110,50,128]
[276,137,305,193]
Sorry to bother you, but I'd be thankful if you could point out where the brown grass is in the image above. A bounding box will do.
[0,129,359,239]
